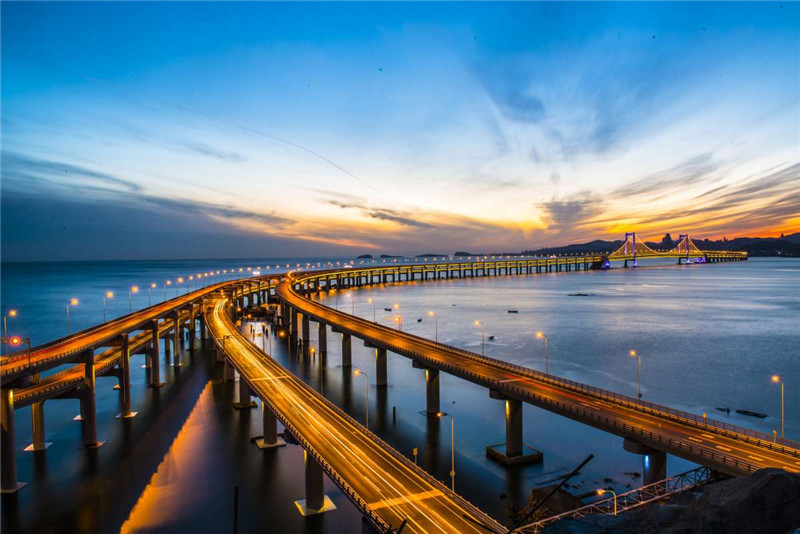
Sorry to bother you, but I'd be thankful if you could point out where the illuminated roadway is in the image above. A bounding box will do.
[277,273,800,478]
[205,293,505,534]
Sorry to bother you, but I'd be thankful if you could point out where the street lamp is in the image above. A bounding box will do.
[129,285,139,313]
[597,489,618,515]
[103,291,114,322]
[428,311,438,342]
[437,411,456,491]
[630,350,642,399]
[177,277,184,296]
[354,368,369,429]
[367,298,376,322]
[164,280,172,301]
[3,309,18,357]
[393,314,403,331]
[772,375,785,438]
[148,283,156,306]
[474,320,485,356]
[66,298,79,334]
[536,331,549,374]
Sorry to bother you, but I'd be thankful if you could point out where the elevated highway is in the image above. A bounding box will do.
[206,294,504,534]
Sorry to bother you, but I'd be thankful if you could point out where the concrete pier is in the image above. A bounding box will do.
[116,333,137,419]
[295,451,336,516]
[341,333,352,368]
[26,400,51,451]
[375,347,387,387]
[149,322,164,387]
[80,350,103,448]
[624,438,667,484]
[318,322,327,355]
[255,400,286,449]
[485,390,541,466]
[412,361,440,416]
[1,386,25,493]
[172,313,182,367]
[234,371,256,409]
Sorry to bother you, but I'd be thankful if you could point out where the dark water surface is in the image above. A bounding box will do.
[1,257,798,533]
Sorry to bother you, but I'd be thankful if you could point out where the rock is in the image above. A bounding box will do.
[542,469,800,534]
[516,485,584,525]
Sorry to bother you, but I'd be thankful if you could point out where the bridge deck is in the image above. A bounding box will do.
[205,295,504,534]
[278,274,799,477]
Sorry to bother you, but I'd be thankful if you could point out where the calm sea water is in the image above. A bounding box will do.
[1,257,798,532]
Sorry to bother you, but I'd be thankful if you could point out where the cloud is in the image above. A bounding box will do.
[477,64,546,124]
[538,191,603,231]
[180,142,246,163]
[613,153,721,198]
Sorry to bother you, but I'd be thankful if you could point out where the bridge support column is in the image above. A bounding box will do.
[117,333,137,419]
[412,361,440,416]
[318,322,327,356]
[623,438,667,484]
[80,350,103,448]
[256,400,286,449]
[172,314,182,367]
[1,387,25,493]
[341,334,352,368]
[295,451,336,516]
[189,314,197,353]
[149,322,164,387]
[375,348,387,387]
[485,391,541,466]
[302,314,310,355]
[234,371,256,409]
[25,400,51,451]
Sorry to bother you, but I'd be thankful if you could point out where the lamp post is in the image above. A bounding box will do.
[148,283,156,306]
[354,368,369,429]
[428,311,438,342]
[630,350,642,399]
[437,411,456,491]
[367,298,376,322]
[128,286,139,313]
[597,489,618,515]
[394,315,403,331]
[474,320,485,356]
[772,375,785,438]
[66,298,78,334]
[103,291,114,322]
[164,280,171,301]
[176,277,184,297]
[536,331,549,374]
[3,310,17,357]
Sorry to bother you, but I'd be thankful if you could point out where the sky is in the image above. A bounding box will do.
[2,1,799,261]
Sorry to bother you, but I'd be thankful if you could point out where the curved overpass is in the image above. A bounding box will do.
[205,293,504,534]
[276,261,798,480]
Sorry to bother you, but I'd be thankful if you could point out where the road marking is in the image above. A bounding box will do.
[249,375,291,381]
[688,437,703,443]
[716,445,732,452]
[701,433,716,440]
[368,489,444,510]
[748,455,765,462]
[500,378,526,383]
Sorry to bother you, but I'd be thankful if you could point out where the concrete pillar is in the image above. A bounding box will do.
[505,398,523,458]
[149,322,164,387]
[643,449,667,484]
[27,400,51,451]
[375,348,387,387]
[172,314,182,367]
[623,438,667,484]
[292,309,300,339]
[302,314,310,355]
[294,451,335,515]
[318,322,327,355]
[81,350,102,448]
[342,334,352,368]
[234,371,255,409]
[426,368,440,416]
[256,400,286,449]
[1,386,25,492]
[189,313,197,353]
[117,333,136,419]
[163,329,172,365]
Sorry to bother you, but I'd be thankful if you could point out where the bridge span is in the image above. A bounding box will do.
[0,237,766,532]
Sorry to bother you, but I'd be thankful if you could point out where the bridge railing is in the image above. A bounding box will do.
[289,270,800,457]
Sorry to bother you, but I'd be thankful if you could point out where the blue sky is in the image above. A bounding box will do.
[2,2,798,260]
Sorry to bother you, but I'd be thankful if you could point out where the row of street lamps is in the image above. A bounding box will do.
[338,293,789,440]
